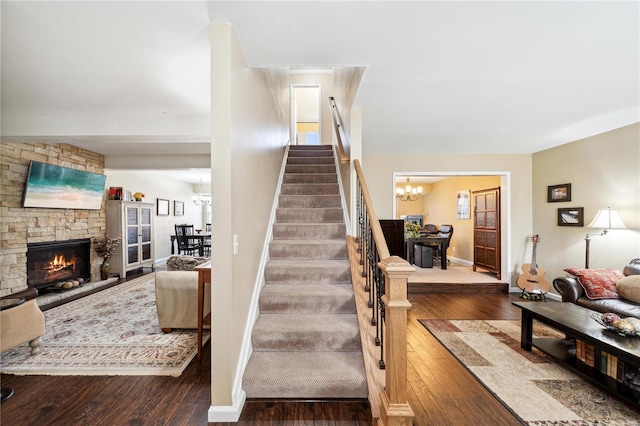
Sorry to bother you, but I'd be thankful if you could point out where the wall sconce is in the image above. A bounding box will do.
[396,178,423,202]
[584,207,627,268]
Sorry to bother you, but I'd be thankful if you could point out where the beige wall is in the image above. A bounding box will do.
[210,24,288,412]
[290,73,334,146]
[532,123,640,288]
[421,176,501,262]
[362,153,533,286]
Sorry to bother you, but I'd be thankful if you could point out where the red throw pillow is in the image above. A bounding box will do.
[564,268,624,299]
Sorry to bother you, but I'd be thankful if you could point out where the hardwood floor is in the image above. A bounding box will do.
[1,281,525,425]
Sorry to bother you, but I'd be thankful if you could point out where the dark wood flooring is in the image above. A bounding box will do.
[1,275,527,425]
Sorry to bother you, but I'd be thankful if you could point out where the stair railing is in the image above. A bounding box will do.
[354,159,415,426]
[329,96,350,164]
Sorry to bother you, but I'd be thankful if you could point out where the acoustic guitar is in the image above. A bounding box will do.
[517,234,550,294]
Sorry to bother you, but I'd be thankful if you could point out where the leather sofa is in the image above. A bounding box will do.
[553,260,640,318]
[553,276,640,318]
[1,288,46,356]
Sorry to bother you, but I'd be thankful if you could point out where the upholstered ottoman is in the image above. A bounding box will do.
[154,270,211,333]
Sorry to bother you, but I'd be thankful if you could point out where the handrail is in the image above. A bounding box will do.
[354,161,389,260]
[329,96,350,164]
[352,159,414,426]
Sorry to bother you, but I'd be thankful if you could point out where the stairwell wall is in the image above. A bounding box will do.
[209,24,289,419]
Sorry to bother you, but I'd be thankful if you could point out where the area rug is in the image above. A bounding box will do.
[1,273,207,377]
[420,319,640,425]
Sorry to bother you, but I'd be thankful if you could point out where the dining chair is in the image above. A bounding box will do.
[201,223,211,256]
[175,224,203,256]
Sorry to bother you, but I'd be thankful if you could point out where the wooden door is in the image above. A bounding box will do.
[472,187,501,279]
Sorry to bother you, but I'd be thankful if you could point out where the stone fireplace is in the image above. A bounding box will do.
[0,143,106,296]
[27,238,92,290]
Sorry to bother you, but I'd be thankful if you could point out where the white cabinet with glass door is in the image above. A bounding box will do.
[106,200,155,278]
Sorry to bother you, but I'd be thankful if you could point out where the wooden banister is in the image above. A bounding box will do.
[352,159,414,426]
[329,97,350,164]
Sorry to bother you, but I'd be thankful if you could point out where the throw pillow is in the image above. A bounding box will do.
[616,275,640,304]
[563,267,624,299]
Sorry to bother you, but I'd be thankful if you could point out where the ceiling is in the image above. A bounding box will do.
[2,1,638,183]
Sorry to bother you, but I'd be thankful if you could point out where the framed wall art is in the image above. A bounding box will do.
[157,198,170,216]
[174,200,184,216]
[557,207,584,227]
[548,183,571,202]
[456,189,471,219]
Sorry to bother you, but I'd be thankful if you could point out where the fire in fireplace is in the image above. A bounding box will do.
[27,238,91,290]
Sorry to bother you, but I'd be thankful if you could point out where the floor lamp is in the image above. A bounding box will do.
[584,207,627,269]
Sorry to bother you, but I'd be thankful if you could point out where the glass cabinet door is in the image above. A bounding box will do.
[125,206,139,265]
[140,206,153,261]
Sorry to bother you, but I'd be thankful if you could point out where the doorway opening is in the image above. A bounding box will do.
[392,171,511,281]
[290,85,321,145]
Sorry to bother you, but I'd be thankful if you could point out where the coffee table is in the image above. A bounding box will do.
[513,301,640,407]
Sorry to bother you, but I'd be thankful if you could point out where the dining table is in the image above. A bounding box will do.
[406,236,450,269]
[170,233,211,257]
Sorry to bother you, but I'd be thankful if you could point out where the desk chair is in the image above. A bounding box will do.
[175,224,203,256]
[433,224,453,265]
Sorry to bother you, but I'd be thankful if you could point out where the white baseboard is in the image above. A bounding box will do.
[208,391,247,422]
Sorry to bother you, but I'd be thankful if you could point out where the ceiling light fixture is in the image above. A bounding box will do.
[192,179,212,206]
[396,178,423,202]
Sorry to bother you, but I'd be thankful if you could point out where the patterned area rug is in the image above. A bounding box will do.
[420,319,640,425]
[1,273,206,376]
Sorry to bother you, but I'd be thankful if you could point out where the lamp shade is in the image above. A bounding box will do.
[587,207,627,230]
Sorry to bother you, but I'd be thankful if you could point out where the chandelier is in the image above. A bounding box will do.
[192,194,211,206]
[396,178,423,201]
[192,178,211,206]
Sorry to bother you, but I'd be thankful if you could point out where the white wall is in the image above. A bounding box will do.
[209,24,289,418]
[532,123,640,286]
[104,170,198,261]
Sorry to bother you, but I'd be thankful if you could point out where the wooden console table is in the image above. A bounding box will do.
[513,301,640,407]
[194,260,212,360]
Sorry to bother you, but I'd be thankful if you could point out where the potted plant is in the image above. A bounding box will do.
[404,221,421,239]
[92,235,122,280]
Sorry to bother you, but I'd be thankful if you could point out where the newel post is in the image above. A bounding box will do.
[377,255,415,426]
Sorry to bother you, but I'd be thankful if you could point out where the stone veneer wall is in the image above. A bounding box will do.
[0,143,107,296]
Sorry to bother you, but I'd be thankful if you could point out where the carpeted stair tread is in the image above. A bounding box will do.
[259,284,355,313]
[280,183,340,195]
[278,194,342,208]
[269,240,348,260]
[285,164,336,174]
[276,207,343,223]
[287,156,335,165]
[252,313,361,352]
[264,259,351,284]
[283,173,338,184]
[243,352,368,399]
[272,223,346,240]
